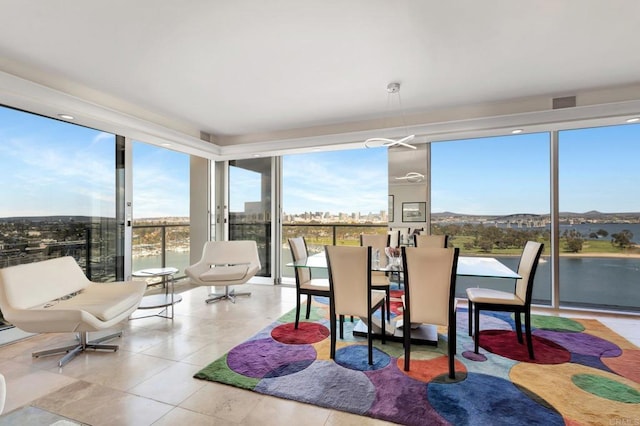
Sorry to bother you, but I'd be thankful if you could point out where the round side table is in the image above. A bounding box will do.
[131,267,182,319]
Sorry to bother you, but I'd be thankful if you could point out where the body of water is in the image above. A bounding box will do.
[557,223,640,244]
[457,255,639,312]
[139,245,640,313]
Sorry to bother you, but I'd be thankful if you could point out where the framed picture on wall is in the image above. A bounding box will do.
[388,195,394,222]
[402,202,426,222]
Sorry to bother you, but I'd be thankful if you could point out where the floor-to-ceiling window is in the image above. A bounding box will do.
[281,148,388,281]
[229,158,272,277]
[558,123,640,312]
[0,105,118,329]
[131,142,190,277]
[430,133,551,302]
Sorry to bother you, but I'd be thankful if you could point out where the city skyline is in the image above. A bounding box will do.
[1,105,639,219]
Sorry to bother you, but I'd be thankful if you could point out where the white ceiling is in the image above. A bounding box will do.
[1,0,640,157]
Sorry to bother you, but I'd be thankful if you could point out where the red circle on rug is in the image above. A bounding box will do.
[479,330,571,364]
[271,322,330,345]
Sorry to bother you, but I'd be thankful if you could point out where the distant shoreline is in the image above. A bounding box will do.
[559,252,640,259]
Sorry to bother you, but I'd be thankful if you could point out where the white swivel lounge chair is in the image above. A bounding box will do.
[0,256,147,367]
[185,240,261,303]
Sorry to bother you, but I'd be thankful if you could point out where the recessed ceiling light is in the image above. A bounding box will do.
[626,117,640,123]
[511,129,523,134]
[253,154,260,157]
[58,114,74,120]
[161,143,172,147]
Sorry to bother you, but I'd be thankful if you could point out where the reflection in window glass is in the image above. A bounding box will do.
[559,124,640,312]
[0,106,116,329]
[229,158,271,277]
[431,133,551,302]
[132,142,190,276]
[281,148,388,280]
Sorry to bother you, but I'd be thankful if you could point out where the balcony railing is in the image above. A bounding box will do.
[132,223,190,279]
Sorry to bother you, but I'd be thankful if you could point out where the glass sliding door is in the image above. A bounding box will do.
[0,106,119,329]
[131,141,190,277]
[558,124,640,312]
[430,133,551,303]
[229,158,272,277]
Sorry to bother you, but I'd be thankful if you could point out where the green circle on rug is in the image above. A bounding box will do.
[527,315,585,332]
[571,374,640,403]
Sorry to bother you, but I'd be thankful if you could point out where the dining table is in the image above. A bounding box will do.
[287,251,521,344]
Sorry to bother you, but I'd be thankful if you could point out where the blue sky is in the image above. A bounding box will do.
[1,105,639,218]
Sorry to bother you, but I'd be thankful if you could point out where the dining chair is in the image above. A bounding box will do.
[288,237,330,329]
[401,246,460,378]
[360,233,391,320]
[325,245,386,365]
[413,234,448,248]
[466,241,544,359]
[387,229,400,248]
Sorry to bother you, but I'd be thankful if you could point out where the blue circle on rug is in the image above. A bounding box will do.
[428,372,564,425]
[227,337,316,378]
[335,345,391,371]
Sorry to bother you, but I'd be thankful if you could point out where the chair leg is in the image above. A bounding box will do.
[474,305,480,354]
[329,302,336,360]
[404,308,411,371]
[367,312,373,365]
[468,299,473,336]
[448,312,456,379]
[295,292,301,329]
[385,288,390,321]
[525,310,535,360]
[381,303,386,344]
[32,331,121,367]
[305,294,312,319]
[514,311,524,344]
[339,315,344,340]
[206,287,251,304]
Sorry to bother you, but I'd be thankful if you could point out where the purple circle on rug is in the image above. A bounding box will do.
[462,350,487,362]
[227,337,316,378]
[364,362,448,426]
[533,329,622,358]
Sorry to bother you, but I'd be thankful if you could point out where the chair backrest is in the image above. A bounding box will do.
[360,234,390,267]
[200,240,261,273]
[325,245,371,318]
[402,247,459,327]
[515,241,544,304]
[288,237,311,286]
[0,256,90,311]
[413,234,448,248]
[387,230,400,248]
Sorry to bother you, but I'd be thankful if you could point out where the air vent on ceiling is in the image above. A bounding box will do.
[200,131,213,143]
[552,96,576,109]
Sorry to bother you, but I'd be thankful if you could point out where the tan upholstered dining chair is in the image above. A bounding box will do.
[413,234,448,248]
[466,241,544,359]
[402,246,460,378]
[325,245,386,365]
[360,233,391,320]
[288,237,330,329]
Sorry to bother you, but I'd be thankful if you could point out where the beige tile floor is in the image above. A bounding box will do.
[0,283,637,425]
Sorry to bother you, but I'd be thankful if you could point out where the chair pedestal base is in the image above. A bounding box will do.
[206,287,251,304]
[32,331,122,367]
